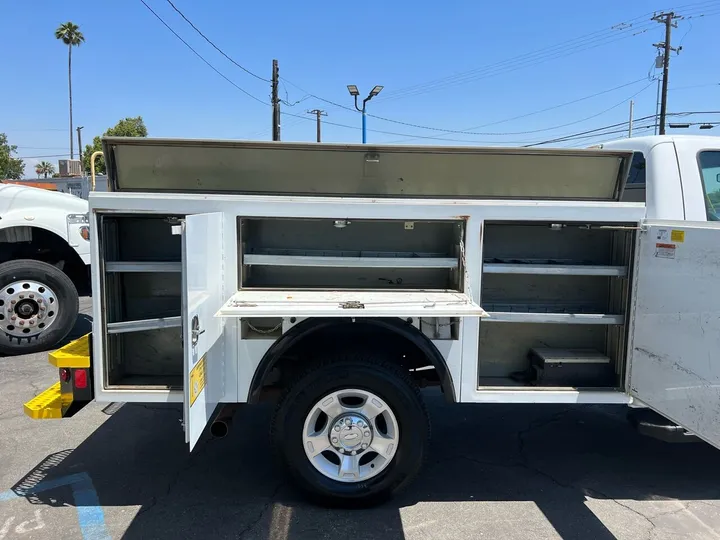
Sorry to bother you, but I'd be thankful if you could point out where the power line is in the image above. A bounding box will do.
[138,0,268,105]
[524,114,668,147]
[378,80,656,143]
[378,0,720,102]
[164,0,269,82]
[16,154,70,159]
[137,0,720,146]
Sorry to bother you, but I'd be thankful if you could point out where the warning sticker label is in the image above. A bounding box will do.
[655,243,676,259]
[671,229,685,243]
[189,354,207,406]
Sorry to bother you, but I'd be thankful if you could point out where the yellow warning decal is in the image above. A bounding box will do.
[189,355,207,406]
[671,230,685,243]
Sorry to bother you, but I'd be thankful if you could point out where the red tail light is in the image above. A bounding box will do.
[60,368,71,382]
[74,369,88,389]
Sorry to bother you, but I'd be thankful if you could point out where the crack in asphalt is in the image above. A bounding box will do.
[132,436,218,520]
[430,409,706,540]
[237,481,285,540]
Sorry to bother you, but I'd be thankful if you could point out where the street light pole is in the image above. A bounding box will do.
[347,85,383,143]
[361,109,367,143]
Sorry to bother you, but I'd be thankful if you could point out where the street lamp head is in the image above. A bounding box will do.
[699,123,715,130]
[668,123,690,129]
[347,85,360,97]
[369,85,384,97]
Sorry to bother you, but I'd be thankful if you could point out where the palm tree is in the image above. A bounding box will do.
[55,22,85,160]
[36,161,55,179]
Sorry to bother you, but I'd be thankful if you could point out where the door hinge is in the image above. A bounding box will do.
[340,301,365,309]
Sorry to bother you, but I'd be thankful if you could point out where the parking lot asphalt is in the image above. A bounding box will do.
[1,299,720,540]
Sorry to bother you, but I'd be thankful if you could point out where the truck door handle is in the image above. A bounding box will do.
[191,316,204,346]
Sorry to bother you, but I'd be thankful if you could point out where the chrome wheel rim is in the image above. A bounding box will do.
[0,280,59,339]
[302,388,400,483]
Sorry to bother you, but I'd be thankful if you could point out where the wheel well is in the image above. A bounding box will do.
[0,226,89,295]
[249,318,456,404]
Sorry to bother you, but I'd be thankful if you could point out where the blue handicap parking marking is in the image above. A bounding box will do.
[0,472,110,540]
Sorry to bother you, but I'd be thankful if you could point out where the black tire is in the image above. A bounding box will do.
[0,259,79,356]
[271,351,430,507]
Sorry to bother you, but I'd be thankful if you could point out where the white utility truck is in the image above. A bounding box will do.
[25,135,720,506]
[0,183,90,355]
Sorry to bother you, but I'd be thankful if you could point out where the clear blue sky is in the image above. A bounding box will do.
[2,0,719,175]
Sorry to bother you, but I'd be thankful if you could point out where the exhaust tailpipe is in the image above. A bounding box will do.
[209,404,240,439]
[210,419,230,438]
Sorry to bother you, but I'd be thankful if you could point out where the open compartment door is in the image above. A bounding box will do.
[217,290,487,318]
[183,212,225,450]
[629,222,720,448]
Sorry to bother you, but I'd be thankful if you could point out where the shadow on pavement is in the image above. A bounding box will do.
[61,313,93,344]
[10,391,720,540]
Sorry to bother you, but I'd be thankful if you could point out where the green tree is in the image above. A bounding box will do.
[0,133,25,179]
[82,116,148,174]
[55,22,85,160]
[36,161,56,179]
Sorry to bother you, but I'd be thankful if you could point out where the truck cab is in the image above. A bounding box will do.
[0,183,90,355]
[599,135,720,221]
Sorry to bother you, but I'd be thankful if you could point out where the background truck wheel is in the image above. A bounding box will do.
[0,259,79,356]
[271,352,430,507]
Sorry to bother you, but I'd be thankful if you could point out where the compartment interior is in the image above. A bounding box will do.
[239,217,464,290]
[478,222,634,389]
[104,328,183,389]
[101,215,184,390]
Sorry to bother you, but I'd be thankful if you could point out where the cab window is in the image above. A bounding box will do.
[620,152,646,203]
[699,151,720,221]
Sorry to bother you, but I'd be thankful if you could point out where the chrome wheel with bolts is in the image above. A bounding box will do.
[0,280,59,339]
[272,353,429,507]
[303,389,399,483]
[0,259,79,355]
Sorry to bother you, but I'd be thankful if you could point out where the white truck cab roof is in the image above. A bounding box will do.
[590,134,720,222]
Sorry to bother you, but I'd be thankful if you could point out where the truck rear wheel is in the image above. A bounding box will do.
[0,259,79,356]
[271,352,430,507]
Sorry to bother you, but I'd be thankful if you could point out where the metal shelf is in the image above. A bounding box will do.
[243,254,458,269]
[485,312,624,325]
[483,263,627,277]
[106,262,181,273]
[107,316,182,334]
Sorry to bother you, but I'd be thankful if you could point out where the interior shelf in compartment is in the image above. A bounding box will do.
[244,254,458,269]
[107,316,182,334]
[486,312,624,325]
[106,261,182,273]
[483,263,627,277]
[241,218,463,290]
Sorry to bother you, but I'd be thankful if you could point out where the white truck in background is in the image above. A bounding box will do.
[0,183,90,355]
[24,134,720,507]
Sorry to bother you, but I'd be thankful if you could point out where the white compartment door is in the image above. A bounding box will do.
[217,290,487,318]
[183,212,225,450]
[629,221,720,448]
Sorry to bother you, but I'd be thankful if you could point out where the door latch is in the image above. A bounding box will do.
[191,315,205,346]
[340,301,365,309]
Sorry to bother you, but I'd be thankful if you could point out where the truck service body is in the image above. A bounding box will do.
[25,134,720,506]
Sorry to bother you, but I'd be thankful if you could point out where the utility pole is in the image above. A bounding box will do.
[653,11,681,135]
[271,59,281,141]
[76,126,84,166]
[307,109,327,142]
[628,101,634,138]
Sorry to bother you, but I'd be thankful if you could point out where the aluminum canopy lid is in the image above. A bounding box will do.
[102,137,632,201]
